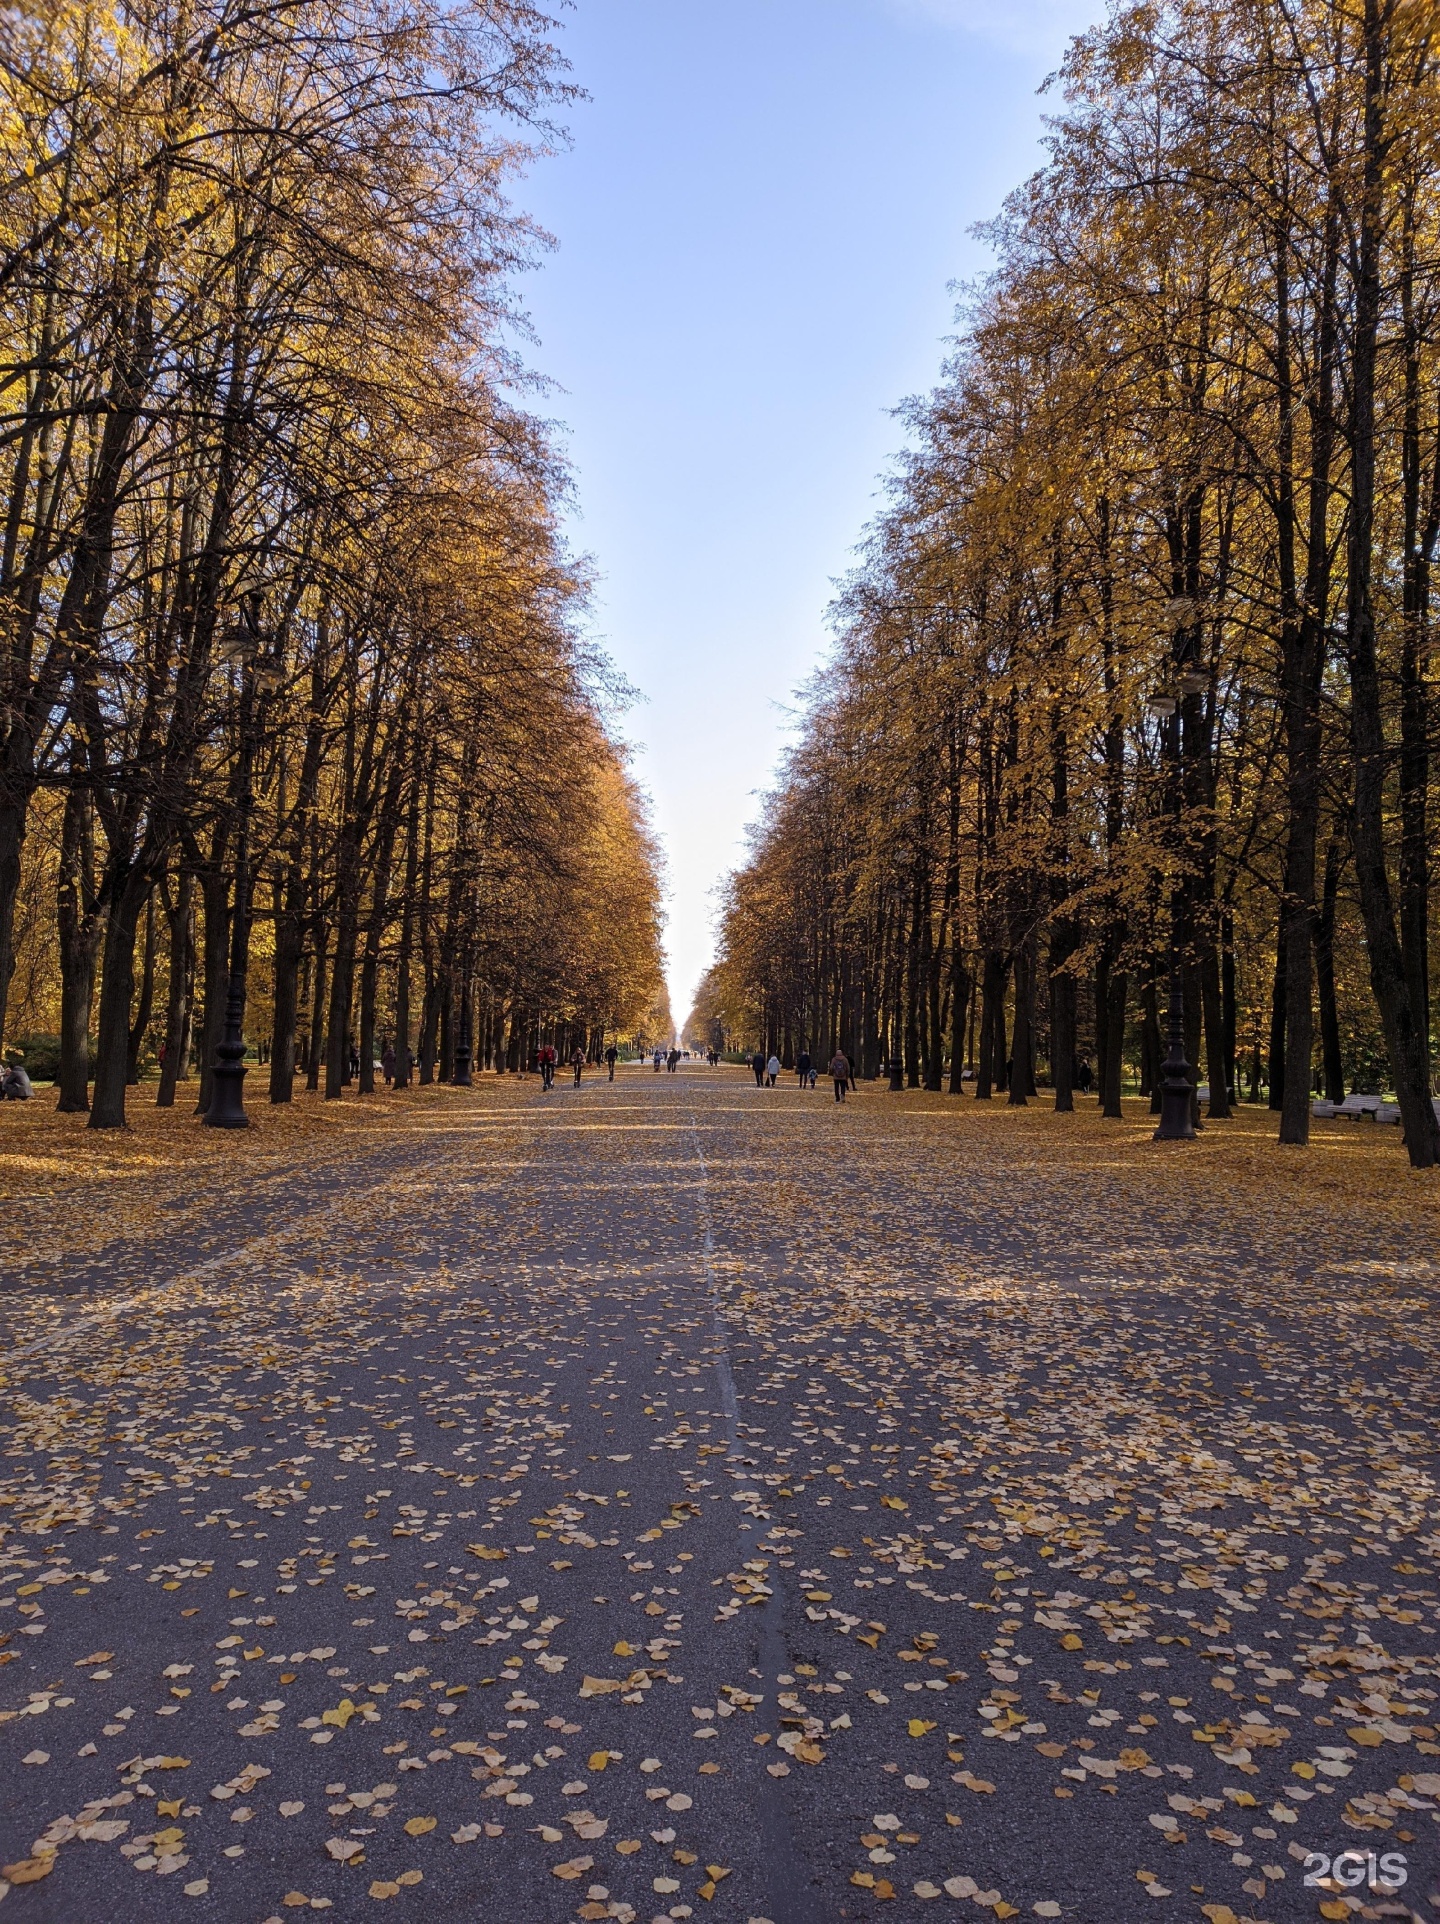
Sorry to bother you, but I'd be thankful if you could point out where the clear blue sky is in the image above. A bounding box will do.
[516,0,1097,1030]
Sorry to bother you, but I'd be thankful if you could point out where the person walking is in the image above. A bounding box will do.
[381,1042,396,1086]
[653,1047,663,1073]
[796,1048,811,1087]
[750,1049,766,1088]
[766,1052,780,1087]
[829,1048,850,1102]
[571,1046,585,1087]
[605,1043,618,1081]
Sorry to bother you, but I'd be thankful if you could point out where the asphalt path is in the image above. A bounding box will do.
[1,1067,1438,1924]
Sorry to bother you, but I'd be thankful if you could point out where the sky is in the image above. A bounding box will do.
[515,0,1100,1032]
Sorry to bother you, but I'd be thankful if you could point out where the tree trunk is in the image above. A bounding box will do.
[1220,908,1238,1104]
[305,917,328,1093]
[1316,838,1346,1103]
[1008,941,1034,1105]
[1099,948,1127,1119]
[948,951,972,1097]
[1342,0,1440,1165]
[1141,976,1162,1113]
[1201,941,1229,1121]
[270,898,305,1103]
[55,773,103,1113]
[88,867,152,1129]
[195,848,230,1116]
[325,895,358,1100]
[156,870,193,1108]
[1267,917,1286,1111]
[127,889,157,1083]
[975,949,1005,1100]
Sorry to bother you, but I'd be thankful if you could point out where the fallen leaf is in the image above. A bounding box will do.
[1,1855,54,1885]
[551,1856,594,1881]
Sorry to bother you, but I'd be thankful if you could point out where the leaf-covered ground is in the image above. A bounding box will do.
[0,1070,1437,1923]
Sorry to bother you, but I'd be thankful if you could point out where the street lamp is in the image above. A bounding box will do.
[453,965,474,1086]
[1151,602,1201,1142]
[205,594,281,1129]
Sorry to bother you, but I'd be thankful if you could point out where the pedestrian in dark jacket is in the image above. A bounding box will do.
[829,1050,850,1102]
[751,1050,766,1087]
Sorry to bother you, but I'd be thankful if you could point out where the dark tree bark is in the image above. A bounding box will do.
[1316,836,1346,1104]
[270,671,327,1103]
[1341,0,1440,1164]
[1008,938,1036,1105]
[194,832,230,1117]
[156,869,193,1108]
[305,914,328,1093]
[1096,933,1127,1119]
[975,949,1006,1100]
[1267,915,1286,1112]
[55,766,104,1112]
[1141,975,1162,1113]
[88,865,153,1128]
[948,949,972,1096]
[126,888,157,1082]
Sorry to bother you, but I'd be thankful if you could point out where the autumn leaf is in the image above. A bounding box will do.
[1,1855,54,1885]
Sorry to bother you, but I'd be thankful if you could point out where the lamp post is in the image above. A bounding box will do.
[205,595,282,1129]
[1150,596,1204,1142]
[453,963,474,1086]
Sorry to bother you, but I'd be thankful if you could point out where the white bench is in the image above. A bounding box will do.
[1317,1094,1440,1125]
[1333,1095,1382,1119]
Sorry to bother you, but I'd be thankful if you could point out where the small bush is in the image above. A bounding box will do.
[6,1032,62,1082]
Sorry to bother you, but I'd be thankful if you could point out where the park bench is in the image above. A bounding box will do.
[1318,1094,1383,1120]
[1315,1094,1440,1125]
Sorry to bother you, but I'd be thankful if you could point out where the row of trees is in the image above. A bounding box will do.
[0,0,665,1126]
[696,0,1440,1166]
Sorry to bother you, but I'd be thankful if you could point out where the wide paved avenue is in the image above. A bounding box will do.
[0,1067,1437,1923]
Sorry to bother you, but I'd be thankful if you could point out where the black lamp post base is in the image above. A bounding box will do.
[204,1065,250,1128]
[1154,1057,1196,1140]
[204,980,251,1127]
